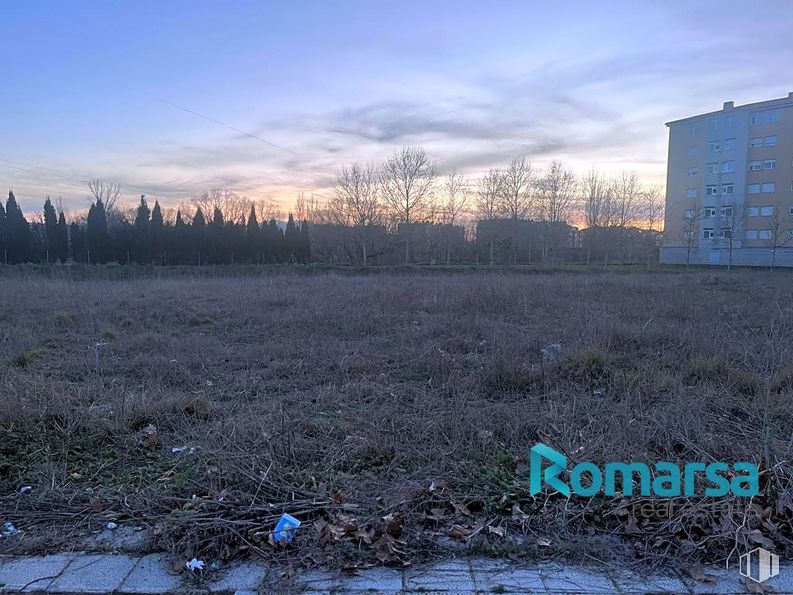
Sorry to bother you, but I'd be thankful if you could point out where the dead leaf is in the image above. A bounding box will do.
[383,513,403,537]
[446,524,472,541]
[426,507,449,521]
[537,537,552,547]
[748,529,775,550]
[88,497,103,513]
[452,501,472,516]
[685,563,717,583]
[487,525,506,537]
[745,578,776,594]
[332,491,346,504]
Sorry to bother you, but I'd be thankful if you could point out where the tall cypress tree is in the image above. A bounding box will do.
[245,204,259,263]
[299,219,311,263]
[86,199,109,263]
[173,210,188,264]
[192,208,206,264]
[284,213,298,262]
[69,222,86,262]
[267,218,283,262]
[5,191,32,263]
[0,199,6,263]
[150,200,164,264]
[55,211,69,262]
[133,195,150,263]
[43,197,58,263]
[209,207,225,263]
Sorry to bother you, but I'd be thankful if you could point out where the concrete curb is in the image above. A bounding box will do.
[0,553,790,593]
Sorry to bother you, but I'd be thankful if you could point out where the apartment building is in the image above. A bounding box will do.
[660,92,793,267]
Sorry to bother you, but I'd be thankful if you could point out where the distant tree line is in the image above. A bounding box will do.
[0,189,310,265]
[1,146,663,266]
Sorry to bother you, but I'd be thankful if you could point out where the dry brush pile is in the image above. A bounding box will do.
[1,268,792,570]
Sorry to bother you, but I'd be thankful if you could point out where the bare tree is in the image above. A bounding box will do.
[764,208,792,270]
[192,189,251,224]
[441,169,469,225]
[88,178,121,213]
[536,160,576,223]
[476,168,503,265]
[609,172,643,262]
[255,199,281,223]
[380,146,437,263]
[681,200,701,268]
[330,162,383,265]
[641,185,665,232]
[437,169,470,264]
[580,169,609,229]
[497,156,533,220]
[295,193,321,222]
[720,204,744,270]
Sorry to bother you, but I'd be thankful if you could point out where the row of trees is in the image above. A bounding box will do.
[0,189,310,265]
[1,146,663,266]
[313,147,663,265]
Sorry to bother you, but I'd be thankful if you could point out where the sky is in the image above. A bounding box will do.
[2,0,792,215]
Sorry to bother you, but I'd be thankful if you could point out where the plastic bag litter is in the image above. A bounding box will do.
[273,513,301,543]
[185,558,205,571]
[2,522,21,537]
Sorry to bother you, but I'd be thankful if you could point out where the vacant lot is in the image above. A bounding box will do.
[1,268,792,569]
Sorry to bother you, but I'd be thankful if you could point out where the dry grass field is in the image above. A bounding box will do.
[1,267,792,569]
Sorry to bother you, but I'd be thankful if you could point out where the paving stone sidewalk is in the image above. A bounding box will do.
[1,553,790,593]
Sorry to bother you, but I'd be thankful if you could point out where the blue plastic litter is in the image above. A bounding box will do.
[273,513,301,543]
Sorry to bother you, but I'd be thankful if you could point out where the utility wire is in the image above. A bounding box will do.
[155,97,296,155]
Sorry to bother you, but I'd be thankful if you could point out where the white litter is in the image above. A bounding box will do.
[2,522,21,537]
[185,558,205,571]
[541,342,563,363]
[106,522,118,530]
[18,486,32,495]
[171,446,197,455]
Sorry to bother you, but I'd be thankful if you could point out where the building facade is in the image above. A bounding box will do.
[660,92,793,267]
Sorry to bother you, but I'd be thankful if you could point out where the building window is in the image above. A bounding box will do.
[765,135,778,146]
[703,207,717,217]
[745,230,758,240]
[788,205,793,216]
[752,112,780,125]
[722,161,735,173]
[761,183,775,193]
[750,137,764,148]
[721,229,732,239]
[690,125,698,134]
[760,206,775,216]
[748,184,761,194]
[706,162,718,174]
[724,116,735,128]
[764,159,776,170]
[688,146,699,156]
[703,228,715,239]
[723,138,736,151]
[747,207,760,216]
[721,206,733,217]
[686,188,697,198]
[708,117,721,130]
[749,160,762,171]
[708,140,720,152]
[759,229,773,240]
[688,167,698,176]
[722,183,734,195]
[705,185,718,196]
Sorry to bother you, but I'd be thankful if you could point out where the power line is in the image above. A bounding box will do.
[155,97,297,155]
